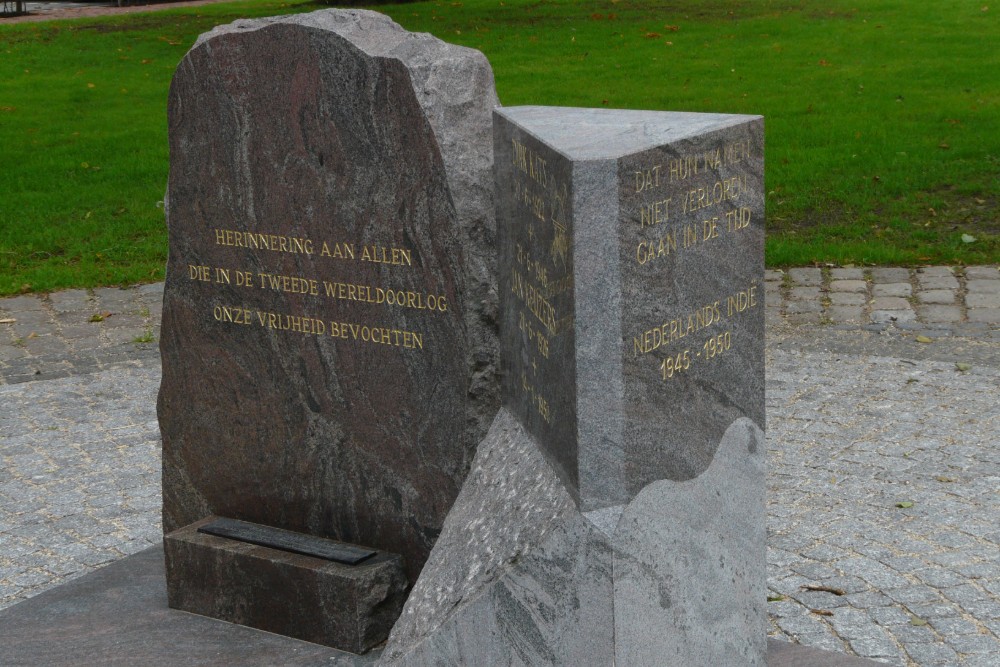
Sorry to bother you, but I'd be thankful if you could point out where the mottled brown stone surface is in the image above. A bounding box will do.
[158,9,499,585]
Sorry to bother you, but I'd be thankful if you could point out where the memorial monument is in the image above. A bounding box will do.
[150,7,843,666]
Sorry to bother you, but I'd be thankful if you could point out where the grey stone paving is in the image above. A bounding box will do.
[0,361,161,610]
[765,326,1000,666]
[0,278,998,665]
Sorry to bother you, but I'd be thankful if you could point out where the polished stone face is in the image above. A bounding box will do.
[159,10,499,583]
[495,106,765,509]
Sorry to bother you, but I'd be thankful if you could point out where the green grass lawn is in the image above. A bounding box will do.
[1,0,997,295]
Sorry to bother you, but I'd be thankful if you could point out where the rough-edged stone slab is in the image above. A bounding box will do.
[379,409,613,666]
[165,517,407,654]
[380,412,765,666]
[614,418,766,665]
[159,8,500,587]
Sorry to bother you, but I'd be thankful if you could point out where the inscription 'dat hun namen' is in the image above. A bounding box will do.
[631,140,754,268]
[185,227,452,352]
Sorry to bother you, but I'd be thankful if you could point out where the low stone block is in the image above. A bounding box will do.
[917,275,959,291]
[967,308,1000,324]
[788,267,822,286]
[164,517,407,654]
[830,280,867,294]
[787,301,823,314]
[871,268,910,282]
[917,266,955,278]
[829,268,864,280]
[964,266,999,280]
[966,280,1000,294]
[916,290,955,305]
[918,305,962,323]
[871,309,916,324]
[829,292,865,306]
[967,293,1000,309]
[380,410,765,666]
[872,283,912,298]
[790,286,821,299]
[869,297,911,311]
[828,306,864,323]
[764,269,785,282]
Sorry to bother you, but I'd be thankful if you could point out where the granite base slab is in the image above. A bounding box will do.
[0,546,883,666]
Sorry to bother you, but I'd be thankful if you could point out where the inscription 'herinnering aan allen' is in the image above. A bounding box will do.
[213,228,414,266]
[187,227,448,351]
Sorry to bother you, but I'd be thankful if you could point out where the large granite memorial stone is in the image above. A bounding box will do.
[158,9,499,650]
[380,107,766,665]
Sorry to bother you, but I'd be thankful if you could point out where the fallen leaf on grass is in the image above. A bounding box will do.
[961,234,977,243]
[896,501,914,508]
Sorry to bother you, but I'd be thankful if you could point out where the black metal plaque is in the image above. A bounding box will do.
[197,517,377,566]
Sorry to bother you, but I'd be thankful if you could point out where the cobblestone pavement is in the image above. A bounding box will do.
[0,283,162,385]
[0,274,998,665]
[765,326,1000,666]
[0,361,162,610]
[765,265,1000,341]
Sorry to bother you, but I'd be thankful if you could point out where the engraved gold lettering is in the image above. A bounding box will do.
[725,207,752,232]
[213,305,252,325]
[639,197,672,227]
[636,231,677,265]
[320,241,355,259]
[256,272,319,296]
[634,165,662,193]
[188,265,211,282]
[360,245,412,266]
[726,285,758,317]
[328,321,423,349]
[213,229,315,255]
